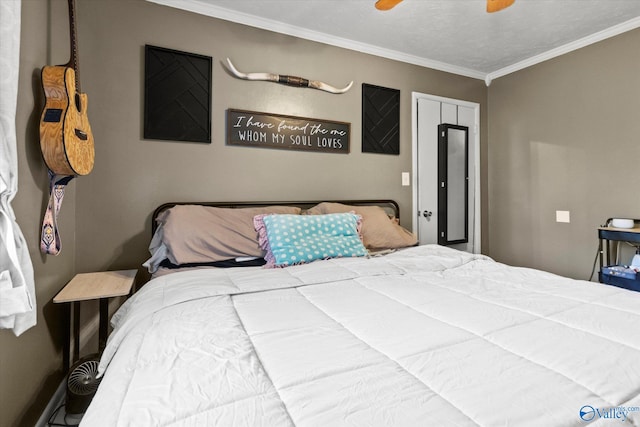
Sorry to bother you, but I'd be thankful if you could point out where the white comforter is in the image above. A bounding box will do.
[82,245,640,426]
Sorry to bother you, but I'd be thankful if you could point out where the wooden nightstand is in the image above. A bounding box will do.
[54,270,137,371]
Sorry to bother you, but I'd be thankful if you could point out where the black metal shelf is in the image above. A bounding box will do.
[598,220,640,292]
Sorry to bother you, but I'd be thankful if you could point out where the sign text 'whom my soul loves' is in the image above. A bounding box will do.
[226,109,350,154]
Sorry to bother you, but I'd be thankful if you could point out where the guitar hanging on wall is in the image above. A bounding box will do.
[39,0,94,255]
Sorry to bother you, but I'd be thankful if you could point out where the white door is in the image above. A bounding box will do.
[411,93,481,253]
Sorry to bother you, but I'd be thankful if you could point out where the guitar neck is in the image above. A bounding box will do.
[66,0,81,92]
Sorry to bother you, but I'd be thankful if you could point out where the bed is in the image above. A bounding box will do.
[81,201,640,426]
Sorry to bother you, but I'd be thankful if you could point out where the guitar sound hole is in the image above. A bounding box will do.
[75,93,82,112]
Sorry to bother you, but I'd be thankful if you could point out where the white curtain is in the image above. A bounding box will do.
[0,0,37,336]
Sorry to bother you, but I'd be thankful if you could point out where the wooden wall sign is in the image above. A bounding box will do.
[227,109,350,154]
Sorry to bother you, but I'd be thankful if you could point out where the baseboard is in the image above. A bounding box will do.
[35,378,66,427]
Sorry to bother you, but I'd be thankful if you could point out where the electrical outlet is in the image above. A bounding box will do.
[402,172,410,186]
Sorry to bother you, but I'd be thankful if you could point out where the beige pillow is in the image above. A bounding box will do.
[305,202,417,250]
[158,205,301,264]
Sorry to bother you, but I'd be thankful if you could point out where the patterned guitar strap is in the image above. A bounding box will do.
[40,171,75,255]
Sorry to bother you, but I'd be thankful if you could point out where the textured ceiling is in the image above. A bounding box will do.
[148,0,640,83]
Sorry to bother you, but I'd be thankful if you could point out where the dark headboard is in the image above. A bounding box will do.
[151,200,399,234]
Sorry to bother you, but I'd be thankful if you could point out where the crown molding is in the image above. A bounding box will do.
[486,16,640,85]
[146,0,487,81]
[148,0,640,86]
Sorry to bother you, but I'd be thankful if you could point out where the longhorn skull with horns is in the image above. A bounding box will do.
[224,58,353,95]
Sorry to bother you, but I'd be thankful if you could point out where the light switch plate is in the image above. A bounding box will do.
[556,210,570,223]
[402,172,410,186]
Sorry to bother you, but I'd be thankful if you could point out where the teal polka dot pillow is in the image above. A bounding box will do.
[254,213,368,267]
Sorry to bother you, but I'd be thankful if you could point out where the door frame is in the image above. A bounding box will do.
[411,92,482,253]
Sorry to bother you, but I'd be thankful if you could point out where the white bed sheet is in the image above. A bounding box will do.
[82,245,640,426]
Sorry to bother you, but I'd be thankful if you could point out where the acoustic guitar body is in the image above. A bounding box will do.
[40,65,95,176]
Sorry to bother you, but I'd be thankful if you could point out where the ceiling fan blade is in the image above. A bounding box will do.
[487,0,515,13]
[375,0,403,11]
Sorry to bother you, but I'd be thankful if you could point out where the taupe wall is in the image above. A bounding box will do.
[0,1,75,426]
[488,28,640,278]
[2,1,487,425]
